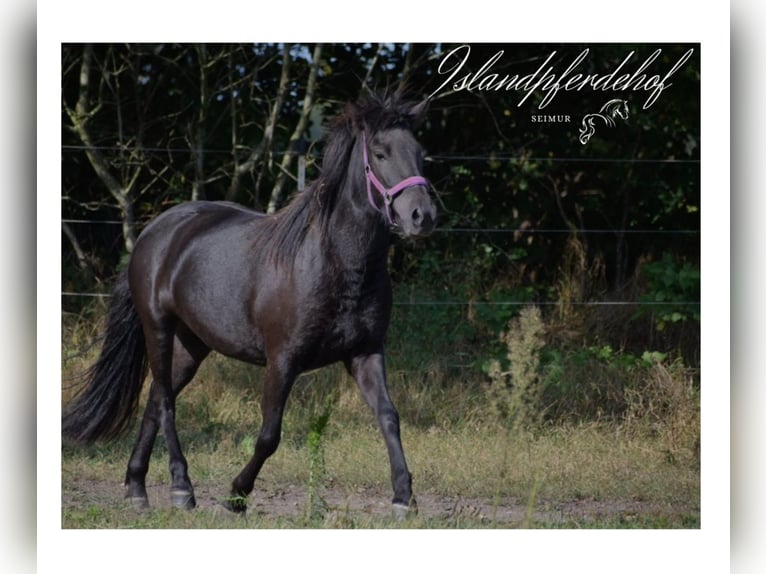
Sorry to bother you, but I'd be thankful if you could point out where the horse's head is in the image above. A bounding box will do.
[614,100,629,121]
[611,99,629,120]
[346,96,437,237]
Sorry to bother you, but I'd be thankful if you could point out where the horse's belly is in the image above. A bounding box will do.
[171,287,267,365]
[184,315,267,365]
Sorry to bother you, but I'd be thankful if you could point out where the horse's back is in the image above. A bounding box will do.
[135,200,263,252]
[141,201,263,232]
[131,201,262,281]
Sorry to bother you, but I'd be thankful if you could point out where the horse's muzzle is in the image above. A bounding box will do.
[409,203,437,236]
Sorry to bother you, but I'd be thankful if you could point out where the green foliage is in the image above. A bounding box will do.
[538,341,700,436]
[239,434,255,457]
[473,287,535,337]
[638,253,700,330]
[542,346,614,420]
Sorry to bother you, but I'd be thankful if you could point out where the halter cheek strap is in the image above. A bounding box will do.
[362,130,429,224]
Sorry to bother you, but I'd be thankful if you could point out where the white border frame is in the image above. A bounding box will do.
[32,2,732,573]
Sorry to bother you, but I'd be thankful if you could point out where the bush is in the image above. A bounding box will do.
[637,253,700,331]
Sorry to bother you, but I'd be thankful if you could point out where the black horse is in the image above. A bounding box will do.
[63,95,437,516]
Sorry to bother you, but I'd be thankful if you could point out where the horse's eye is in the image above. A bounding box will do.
[375,153,386,161]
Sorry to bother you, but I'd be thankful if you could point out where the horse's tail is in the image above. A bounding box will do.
[62,271,149,443]
[579,116,596,145]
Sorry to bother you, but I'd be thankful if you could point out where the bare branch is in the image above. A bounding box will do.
[136,165,171,198]
[62,222,89,270]
[399,43,415,90]
[361,43,384,90]
[227,44,292,202]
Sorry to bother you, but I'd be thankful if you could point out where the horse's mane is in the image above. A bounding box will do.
[260,93,428,263]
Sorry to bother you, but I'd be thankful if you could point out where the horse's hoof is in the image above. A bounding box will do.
[170,489,196,510]
[220,496,248,514]
[392,500,417,520]
[128,496,150,510]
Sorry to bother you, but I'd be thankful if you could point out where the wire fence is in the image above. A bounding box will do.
[61,144,701,165]
[61,145,700,308]
[61,220,700,306]
[62,218,699,235]
[60,291,700,308]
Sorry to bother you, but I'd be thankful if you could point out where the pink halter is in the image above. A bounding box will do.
[362,130,429,224]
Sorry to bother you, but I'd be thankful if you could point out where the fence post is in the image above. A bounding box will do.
[297,155,306,193]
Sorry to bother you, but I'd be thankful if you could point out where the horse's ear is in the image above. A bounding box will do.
[409,98,429,127]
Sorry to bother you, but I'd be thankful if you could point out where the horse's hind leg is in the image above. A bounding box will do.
[125,323,209,509]
[124,384,161,508]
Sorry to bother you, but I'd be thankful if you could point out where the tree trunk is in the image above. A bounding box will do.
[191,44,208,201]
[64,44,138,252]
[267,44,323,213]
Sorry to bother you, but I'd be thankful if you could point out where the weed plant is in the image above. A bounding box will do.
[486,306,546,430]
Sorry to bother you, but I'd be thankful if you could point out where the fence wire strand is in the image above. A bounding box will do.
[61,144,700,165]
[62,219,699,236]
[61,291,699,307]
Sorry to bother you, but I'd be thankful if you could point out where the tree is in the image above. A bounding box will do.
[64,45,144,252]
[62,43,700,320]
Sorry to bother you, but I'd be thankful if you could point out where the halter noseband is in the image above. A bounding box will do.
[362,130,429,225]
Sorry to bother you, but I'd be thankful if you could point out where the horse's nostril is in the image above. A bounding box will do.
[412,208,422,225]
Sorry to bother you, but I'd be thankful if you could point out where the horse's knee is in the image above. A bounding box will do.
[377,405,401,436]
[255,428,281,458]
[126,458,149,480]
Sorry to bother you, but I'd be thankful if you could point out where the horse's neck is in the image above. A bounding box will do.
[326,178,391,274]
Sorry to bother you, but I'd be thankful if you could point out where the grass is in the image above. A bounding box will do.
[62,396,699,528]
[61,304,700,529]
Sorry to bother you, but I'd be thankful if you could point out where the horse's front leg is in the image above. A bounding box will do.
[223,360,296,513]
[346,351,415,517]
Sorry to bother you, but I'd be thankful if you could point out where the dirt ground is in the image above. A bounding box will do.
[62,478,697,528]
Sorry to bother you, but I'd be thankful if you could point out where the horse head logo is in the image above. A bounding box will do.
[579,99,629,145]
